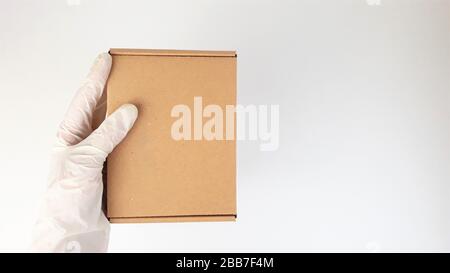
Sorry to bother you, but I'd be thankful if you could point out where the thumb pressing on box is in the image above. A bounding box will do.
[80,103,138,155]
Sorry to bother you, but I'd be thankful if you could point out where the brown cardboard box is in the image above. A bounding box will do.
[106,49,237,223]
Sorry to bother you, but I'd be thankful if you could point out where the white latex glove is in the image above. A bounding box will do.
[31,53,138,253]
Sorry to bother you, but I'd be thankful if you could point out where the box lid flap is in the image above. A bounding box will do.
[109,48,236,57]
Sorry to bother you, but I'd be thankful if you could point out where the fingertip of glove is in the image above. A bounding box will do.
[92,53,112,73]
[119,103,139,121]
[98,52,112,64]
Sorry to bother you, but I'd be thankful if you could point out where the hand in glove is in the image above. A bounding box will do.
[31,53,138,252]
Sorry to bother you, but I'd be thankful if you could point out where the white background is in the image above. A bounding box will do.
[0,0,449,252]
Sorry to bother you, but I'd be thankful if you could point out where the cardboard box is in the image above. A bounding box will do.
[106,49,237,223]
